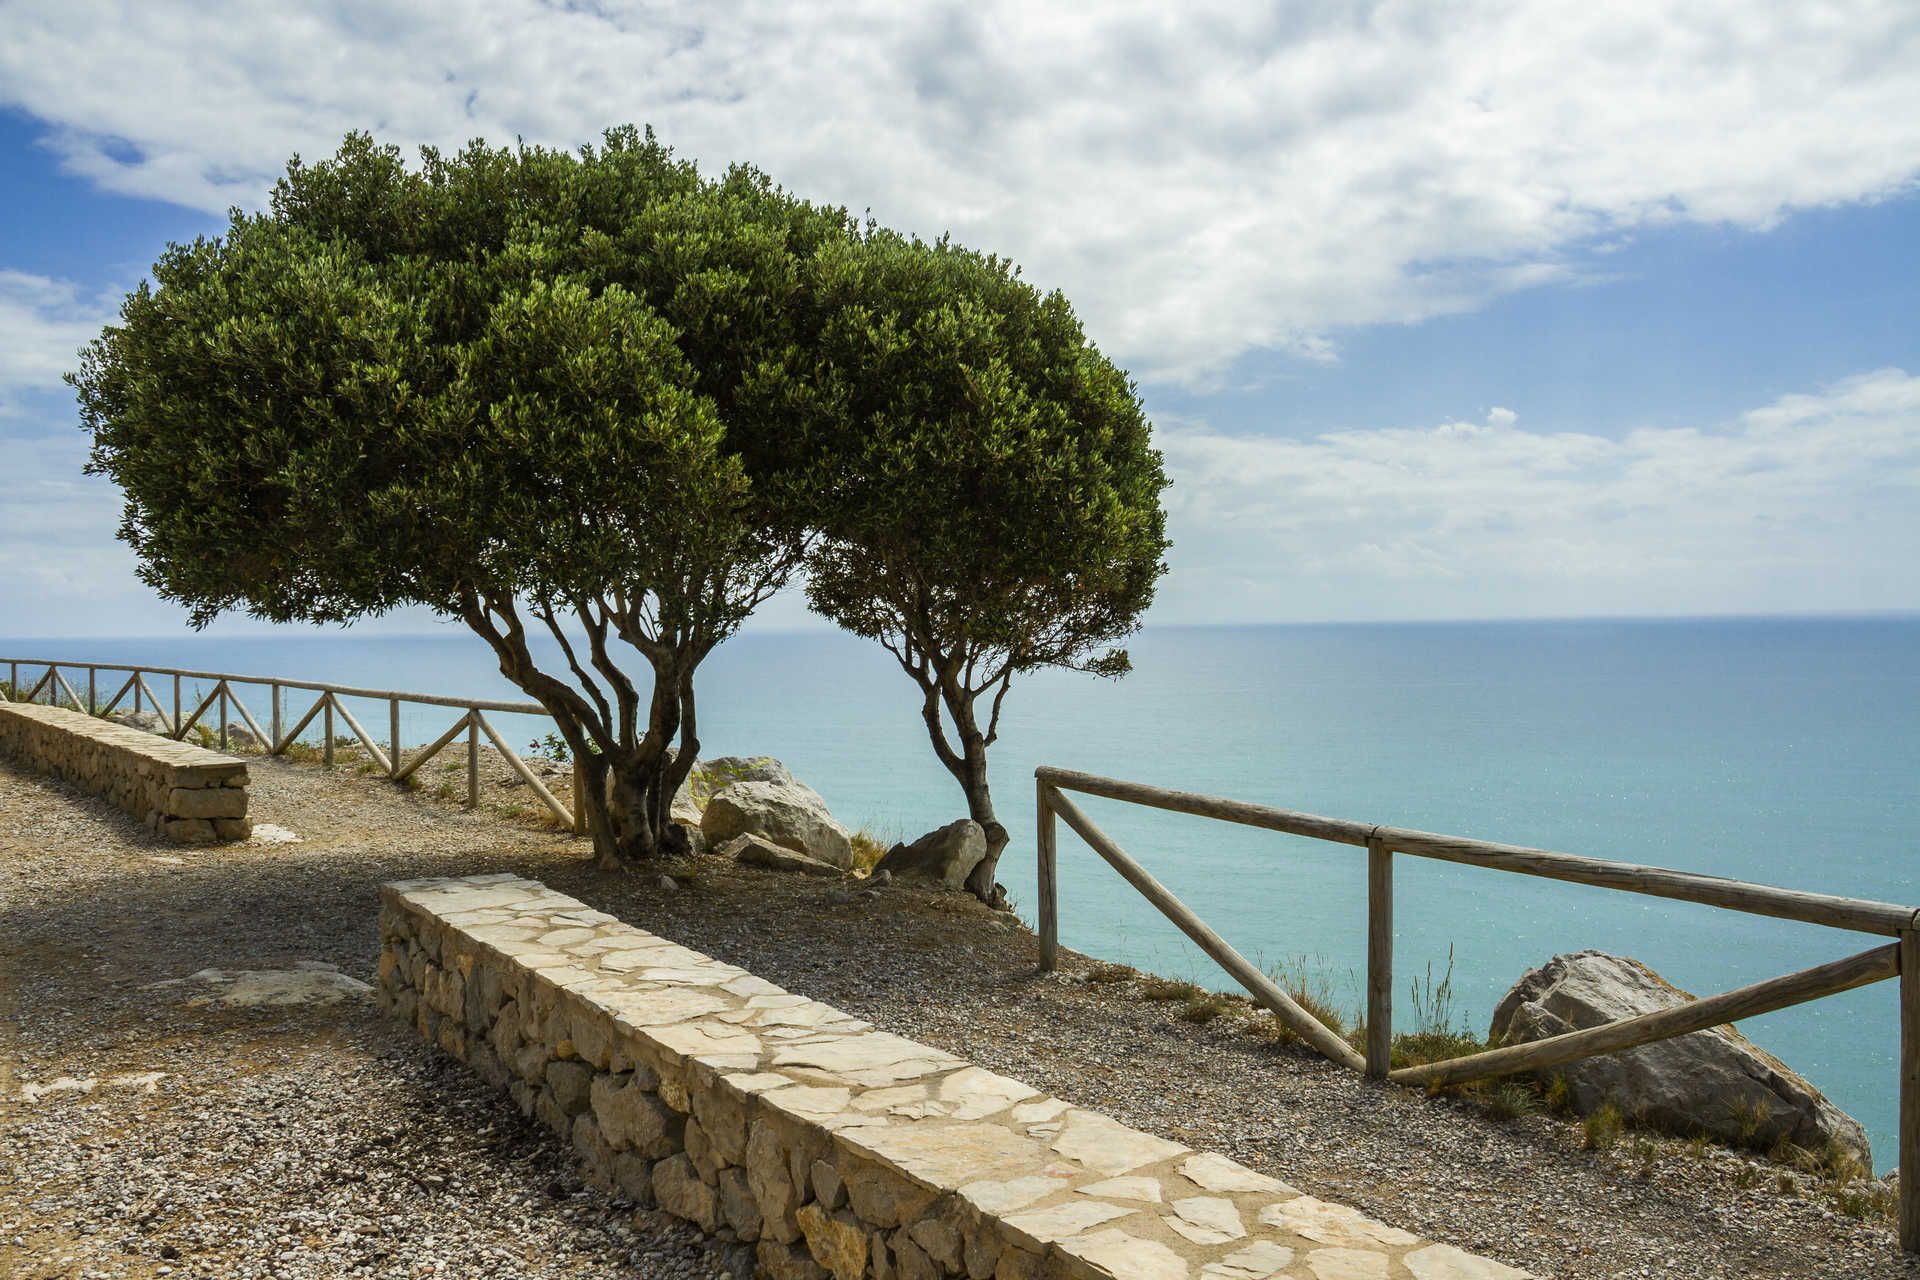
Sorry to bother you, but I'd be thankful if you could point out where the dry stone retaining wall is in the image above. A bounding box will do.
[378,874,1529,1280]
[0,701,250,843]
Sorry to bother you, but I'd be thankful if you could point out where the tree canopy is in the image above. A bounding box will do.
[805,230,1170,898]
[74,128,853,865]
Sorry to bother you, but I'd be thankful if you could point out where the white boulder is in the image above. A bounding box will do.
[701,778,853,870]
[1490,950,1870,1164]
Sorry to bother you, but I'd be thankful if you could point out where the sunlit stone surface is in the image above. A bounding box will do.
[379,875,1533,1280]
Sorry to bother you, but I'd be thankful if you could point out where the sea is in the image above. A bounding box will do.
[7,615,1917,1166]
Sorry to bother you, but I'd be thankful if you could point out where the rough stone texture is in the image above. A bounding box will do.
[874,821,988,892]
[1489,950,1871,1164]
[379,874,1528,1280]
[702,779,855,870]
[724,833,848,878]
[0,701,250,843]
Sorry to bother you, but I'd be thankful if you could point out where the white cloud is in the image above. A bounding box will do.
[1155,369,1920,621]
[0,2,1916,382]
[0,271,114,415]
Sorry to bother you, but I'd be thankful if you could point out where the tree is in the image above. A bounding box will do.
[804,230,1170,902]
[72,128,851,868]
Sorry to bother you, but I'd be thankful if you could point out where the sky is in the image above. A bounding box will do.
[1,1,1917,637]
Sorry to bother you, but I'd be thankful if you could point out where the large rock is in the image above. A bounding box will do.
[1490,950,1870,1164]
[722,834,846,878]
[692,756,794,800]
[703,779,853,870]
[671,756,797,851]
[873,820,987,891]
[107,709,172,736]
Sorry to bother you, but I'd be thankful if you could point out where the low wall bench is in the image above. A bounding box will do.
[378,874,1530,1280]
[0,701,252,844]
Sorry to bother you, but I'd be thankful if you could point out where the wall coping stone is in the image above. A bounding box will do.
[378,874,1531,1280]
[0,701,250,843]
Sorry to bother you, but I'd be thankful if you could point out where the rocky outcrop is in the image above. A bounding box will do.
[672,756,808,858]
[873,820,988,891]
[1490,950,1870,1164]
[702,777,854,870]
[721,833,846,877]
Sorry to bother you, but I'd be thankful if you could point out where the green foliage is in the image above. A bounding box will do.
[1482,1082,1540,1122]
[802,229,1169,891]
[71,127,854,864]
[1178,993,1236,1024]
[1260,957,1350,1044]
[530,731,573,764]
[1140,976,1205,1003]
[1584,1102,1625,1151]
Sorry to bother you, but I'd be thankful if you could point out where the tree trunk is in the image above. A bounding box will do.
[959,759,1011,905]
[577,749,691,870]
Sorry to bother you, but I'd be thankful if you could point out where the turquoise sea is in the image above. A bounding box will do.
[7,616,1918,1165]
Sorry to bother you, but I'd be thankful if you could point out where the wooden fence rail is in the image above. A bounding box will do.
[1033,764,1920,1252]
[1,657,580,831]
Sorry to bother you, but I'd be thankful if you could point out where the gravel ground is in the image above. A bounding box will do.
[2,750,1914,1280]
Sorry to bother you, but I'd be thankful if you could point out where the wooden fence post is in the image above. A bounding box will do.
[390,697,401,779]
[217,682,229,751]
[132,669,141,713]
[88,667,96,715]
[467,711,480,809]
[1901,927,1919,1252]
[323,695,335,768]
[271,683,281,754]
[1037,775,1058,972]
[1366,836,1393,1079]
[172,673,182,736]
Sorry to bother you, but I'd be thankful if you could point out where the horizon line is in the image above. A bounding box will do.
[3,606,1918,645]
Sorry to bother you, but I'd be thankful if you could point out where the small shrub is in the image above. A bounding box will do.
[1542,1074,1572,1113]
[1632,1136,1659,1175]
[433,782,459,801]
[1819,1142,1866,1187]
[1732,1165,1761,1190]
[1140,976,1203,1003]
[849,831,889,875]
[1776,1170,1798,1197]
[1409,945,1459,1036]
[1178,993,1235,1024]
[1684,1136,1709,1161]
[1086,962,1133,984]
[1482,1082,1539,1122]
[1583,1102,1624,1151]
[1729,1096,1769,1149]
[1832,1181,1894,1221]
[1261,957,1349,1043]
[526,731,572,763]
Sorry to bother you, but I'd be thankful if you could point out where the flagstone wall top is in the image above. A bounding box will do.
[0,701,249,843]
[377,874,1530,1280]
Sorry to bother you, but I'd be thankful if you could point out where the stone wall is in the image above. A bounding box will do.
[0,701,251,843]
[378,874,1528,1280]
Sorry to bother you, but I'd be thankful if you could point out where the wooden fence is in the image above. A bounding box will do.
[1,657,581,830]
[1033,764,1920,1250]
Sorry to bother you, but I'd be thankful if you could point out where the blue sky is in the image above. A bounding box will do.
[1,2,1917,635]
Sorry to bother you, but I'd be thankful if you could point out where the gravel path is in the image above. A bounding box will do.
[2,751,1913,1280]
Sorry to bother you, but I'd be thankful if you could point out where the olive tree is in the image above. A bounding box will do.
[72,129,850,868]
[805,231,1170,902]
